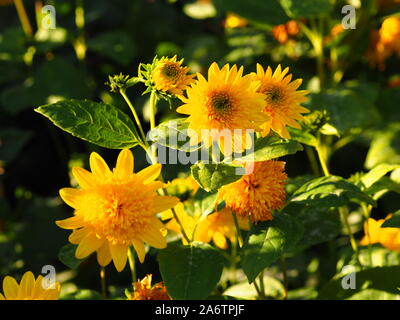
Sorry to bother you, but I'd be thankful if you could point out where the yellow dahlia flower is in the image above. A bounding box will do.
[0,271,61,300]
[177,63,268,155]
[253,64,309,139]
[360,215,400,253]
[218,161,287,222]
[152,55,195,96]
[56,149,179,271]
[195,208,249,249]
[129,274,170,300]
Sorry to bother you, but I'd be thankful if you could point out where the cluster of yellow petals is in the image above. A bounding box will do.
[252,64,309,139]
[368,17,400,70]
[360,215,400,253]
[152,55,195,96]
[0,271,61,300]
[56,149,178,272]
[129,274,170,300]
[272,20,300,44]
[218,161,287,222]
[224,12,248,29]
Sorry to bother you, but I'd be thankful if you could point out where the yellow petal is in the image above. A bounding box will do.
[69,228,89,244]
[56,216,84,230]
[72,167,97,189]
[115,149,134,178]
[18,271,35,299]
[110,242,128,272]
[3,276,19,300]
[213,232,228,250]
[136,163,162,184]
[141,225,167,249]
[89,152,111,178]
[153,196,179,213]
[59,188,82,209]
[75,233,104,259]
[97,242,112,267]
[0,293,5,300]
[32,275,45,298]
[132,239,146,263]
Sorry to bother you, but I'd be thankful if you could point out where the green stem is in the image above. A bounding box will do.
[14,0,33,37]
[361,203,373,267]
[306,146,321,176]
[258,272,266,299]
[316,143,330,176]
[339,206,362,268]
[149,91,157,131]
[280,257,288,300]
[253,279,263,299]
[100,267,107,299]
[127,247,136,283]
[232,212,244,248]
[120,89,148,145]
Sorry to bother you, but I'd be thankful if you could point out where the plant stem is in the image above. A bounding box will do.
[258,272,266,299]
[339,206,362,267]
[127,247,136,284]
[14,0,33,37]
[120,89,148,144]
[100,267,107,299]
[232,212,244,248]
[149,91,157,131]
[306,146,321,176]
[316,143,330,176]
[280,257,288,300]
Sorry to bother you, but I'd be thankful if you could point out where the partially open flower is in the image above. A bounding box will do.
[129,274,170,300]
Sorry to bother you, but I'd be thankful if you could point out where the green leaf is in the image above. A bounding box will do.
[279,0,333,18]
[191,162,244,192]
[87,31,136,66]
[318,266,400,300]
[382,211,400,228]
[361,164,400,189]
[289,176,376,207]
[35,99,140,149]
[58,244,84,269]
[213,0,289,28]
[158,242,224,300]
[150,118,201,152]
[193,189,218,217]
[234,136,303,162]
[287,127,317,147]
[241,213,303,283]
[365,176,400,197]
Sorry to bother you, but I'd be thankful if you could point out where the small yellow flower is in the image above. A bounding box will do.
[218,161,287,222]
[195,208,249,249]
[56,149,179,271]
[224,13,247,29]
[252,64,309,139]
[360,215,400,253]
[129,274,170,300]
[152,56,195,96]
[0,271,61,300]
[380,17,400,51]
[165,175,199,199]
[177,62,268,155]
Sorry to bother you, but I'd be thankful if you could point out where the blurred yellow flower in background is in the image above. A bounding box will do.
[0,271,60,300]
[224,12,247,29]
[56,149,179,271]
[360,215,400,252]
[218,161,287,222]
[177,62,268,155]
[253,64,309,139]
[272,20,300,44]
[129,274,170,300]
[152,55,195,96]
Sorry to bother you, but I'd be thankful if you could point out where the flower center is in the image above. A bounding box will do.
[162,63,180,80]
[264,85,285,106]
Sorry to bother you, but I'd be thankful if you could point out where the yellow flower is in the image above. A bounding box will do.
[224,13,247,29]
[152,56,195,96]
[0,271,61,300]
[164,202,200,245]
[56,149,179,272]
[177,63,268,155]
[380,17,400,51]
[195,208,249,249]
[129,274,170,300]
[360,215,400,253]
[218,161,287,222]
[252,64,309,139]
[165,175,199,199]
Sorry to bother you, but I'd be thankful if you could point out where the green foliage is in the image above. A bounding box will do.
[241,213,303,283]
[289,176,376,207]
[158,242,224,300]
[234,135,303,162]
[382,210,400,228]
[191,162,244,192]
[58,244,84,269]
[35,99,140,149]
[279,0,333,18]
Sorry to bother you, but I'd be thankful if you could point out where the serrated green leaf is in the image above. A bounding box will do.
[158,242,224,300]
[234,136,303,162]
[289,176,376,207]
[191,162,244,192]
[35,99,140,149]
[58,244,84,269]
[241,213,303,283]
[279,0,333,18]
[150,118,201,152]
